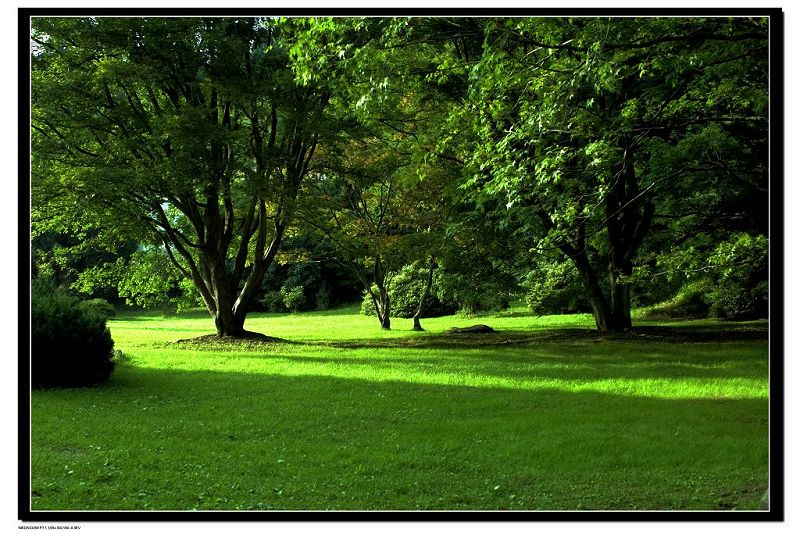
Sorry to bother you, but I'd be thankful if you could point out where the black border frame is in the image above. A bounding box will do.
[19,6,785,523]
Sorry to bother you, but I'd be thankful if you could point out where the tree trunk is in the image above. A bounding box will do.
[571,251,614,332]
[608,261,633,330]
[377,284,391,329]
[214,308,246,337]
[412,255,436,331]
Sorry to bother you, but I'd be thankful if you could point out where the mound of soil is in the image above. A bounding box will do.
[173,330,288,346]
[445,324,495,334]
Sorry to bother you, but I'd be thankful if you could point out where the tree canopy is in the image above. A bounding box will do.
[31,16,771,334]
[33,17,333,336]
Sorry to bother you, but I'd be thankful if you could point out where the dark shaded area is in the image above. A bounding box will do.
[328,323,768,350]
[31,363,769,511]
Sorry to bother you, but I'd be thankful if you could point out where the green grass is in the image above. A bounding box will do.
[30,305,770,511]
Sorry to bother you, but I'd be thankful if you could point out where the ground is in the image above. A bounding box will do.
[29,306,769,511]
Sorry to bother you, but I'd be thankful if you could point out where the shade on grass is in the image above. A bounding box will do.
[30,307,769,511]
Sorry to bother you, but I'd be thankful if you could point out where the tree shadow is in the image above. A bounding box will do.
[30,365,769,511]
[258,347,767,385]
[322,324,768,351]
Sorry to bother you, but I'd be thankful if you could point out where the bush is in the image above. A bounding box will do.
[710,280,768,320]
[523,261,589,315]
[258,290,286,313]
[706,233,768,320]
[77,298,116,321]
[31,280,115,389]
[361,263,457,318]
[434,262,516,315]
[281,286,306,313]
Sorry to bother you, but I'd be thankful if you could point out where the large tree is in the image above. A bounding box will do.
[458,17,768,331]
[32,17,331,337]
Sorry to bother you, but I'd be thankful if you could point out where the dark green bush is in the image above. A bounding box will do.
[31,280,115,389]
[710,280,768,320]
[258,290,286,313]
[707,233,768,320]
[77,298,116,321]
[434,262,515,315]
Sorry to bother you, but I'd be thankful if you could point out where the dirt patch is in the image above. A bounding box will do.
[172,331,289,346]
[445,324,495,334]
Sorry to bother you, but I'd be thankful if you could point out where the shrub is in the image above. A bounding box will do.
[360,287,379,316]
[31,280,115,389]
[710,280,768,320]
[77,298,116,321]
[706,233,768,320]
[281,286,306,313]
[259,290,286,313]
[523,261,589,315]
[434,263,515,315]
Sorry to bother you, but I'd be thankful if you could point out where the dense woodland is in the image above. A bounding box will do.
[31,16,770,336]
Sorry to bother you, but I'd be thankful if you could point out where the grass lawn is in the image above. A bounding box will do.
[29,306,770,511]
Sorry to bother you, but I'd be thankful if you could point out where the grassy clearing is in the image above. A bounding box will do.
[30,306,769,511]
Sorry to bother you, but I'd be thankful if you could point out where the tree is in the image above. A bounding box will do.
[457,17,768,330]
[32,17,332,337]
[300,131,411,329]
[291,17,470,329]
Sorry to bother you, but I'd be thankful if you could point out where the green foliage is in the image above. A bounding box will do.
[360,263,456,318]
[360,287,379,316]
[31,17,769,334]
[114,250,179,309]
[638,233,767,321]
[32,17,336,335]
[640,280,714,320]
[523,260,589,315]
[710,281,768,321]
[435,272,513,316]
[78,298,116,321]
[707,233,768,320]
[452,17,768,328]
[33,229,138,303]
[70,248,203,312]
[281,286,306,313]
[258,291,286,313]
[434,246,519,315]
[31,280,115,389]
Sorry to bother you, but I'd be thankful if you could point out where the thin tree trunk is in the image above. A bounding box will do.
[571,253,613,332]
[412,256,436,331]
[377,283,391,329]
